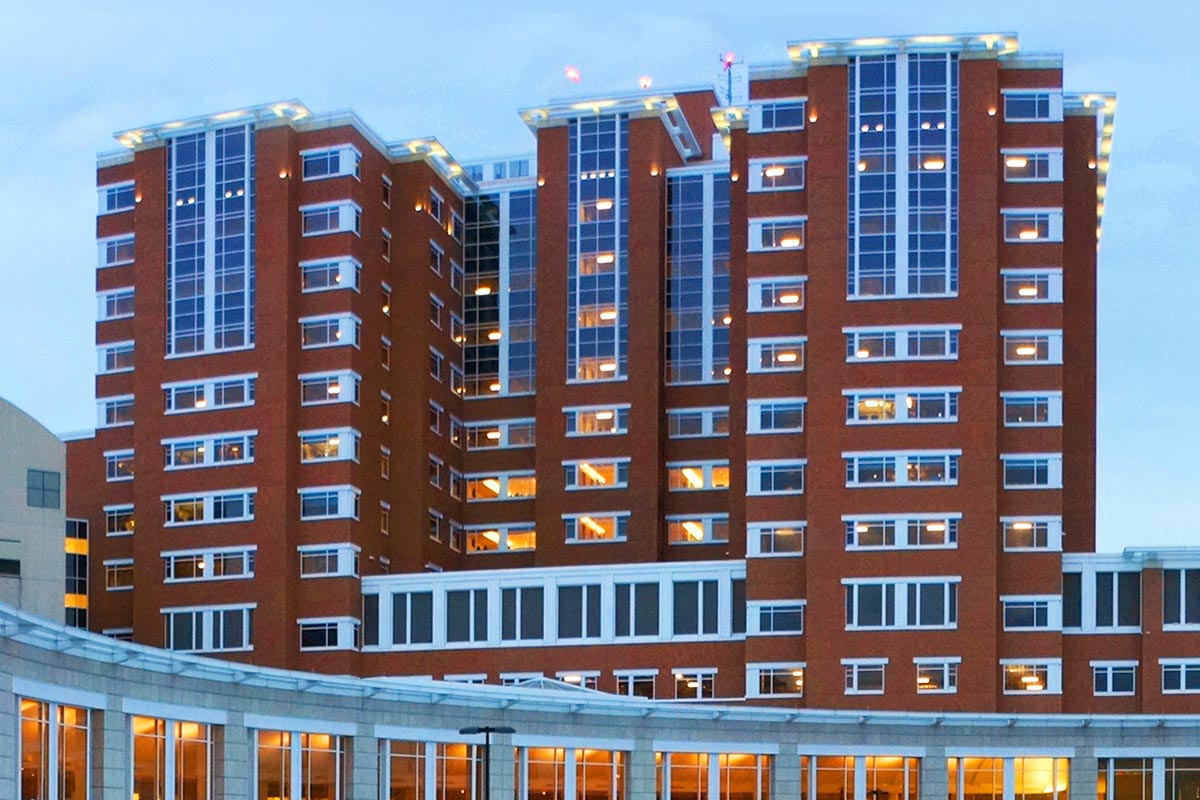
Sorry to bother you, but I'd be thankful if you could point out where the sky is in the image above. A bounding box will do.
[1,1,1197,552]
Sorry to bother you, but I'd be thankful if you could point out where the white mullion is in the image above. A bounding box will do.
[243,125,254,345]
[49,704,61,800]
[166,721,179,800]
[291,732,303,800]
[571,131,581,380]
[615,119,626,376]
[203,130,217,352]
[1153,758,1166,800]
[708,753,720,800]
[851,63,862,296]
[565,748,578,800]
[1003,757,1016,800]
[945,54,956,290]
[701,173,715,379]
[854,755,867,800]
[425,742,438,800]
[894,52,910,297]
[498,190,512,393]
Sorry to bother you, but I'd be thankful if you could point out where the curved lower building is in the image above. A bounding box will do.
[4,601,1199,800]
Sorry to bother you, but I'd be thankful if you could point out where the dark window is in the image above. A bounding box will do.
[1063,573,1082,628]
[635,583,658,636]
[411,592,433,643]
[731,578,746,634]
[27,469,61,509]
[673,581,698,635]
[0,559,19,577]
[446,589,485,642]
[65,554,87,595]
[502,586,544,641]
[1118,572,1142,627]
[362,595,379,647]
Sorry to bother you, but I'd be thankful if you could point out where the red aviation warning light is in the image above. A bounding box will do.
[565,66,581,84]
[723,52,736,70]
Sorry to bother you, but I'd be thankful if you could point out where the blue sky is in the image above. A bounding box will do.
[1,2,1196,551]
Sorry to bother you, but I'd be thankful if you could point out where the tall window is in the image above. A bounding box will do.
[132,716,212,800]
[848,53,958,298]
[257,731,343,800]
[568,114,629,381]
[666,170,730,383]
[167,125,256,355]
[463,188,540,393]
[18,699,90,800]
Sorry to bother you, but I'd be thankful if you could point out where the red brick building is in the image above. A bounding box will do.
[69,33,1188,716]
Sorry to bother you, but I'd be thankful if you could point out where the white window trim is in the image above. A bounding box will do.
[749,96,808,133]
[913,656,962,696]
[563,404,631,437]
[464,523,537,554]
[97,233,135,268]
[162,373,256,414]
[1001,391,1064,427]
[466,418,537,450]
[746,662,807,698]
[1000,452,1064,490]
[563,512,630,544]
[842,513,961,551]
[747,459,807,496]
[1001,594,1064,631]
[103,504,135,538]
[747,156,807,193]
[842,577,961,631]
[97,287,135,321]
[665,514,730,546]
[843,386,961,425]
[103,558,134,592]
[299,313,361,350]
[97,341,135,375]
[843,450,961,488]
[162,430,257,470]
[161,488,257,527]
[1159,659,1200,694]
[161,545,257,584]
[1001,207,1064,243]
[299,144,362,181]
[1001,268,1064,304]
[1000,148,1064,182]
[666,407,730,439]
[98,180,136,215]
[748,337,807,373]
[1001,88,1065,123]
[1000,658,1063,695]
[666,461,730,492]
[563,458,632,491]
[97,395,135,428]
[747,275,807,312]
[296,485,361,521]
[746,397,807,435]
[746,521,806,558]
[299,256,361,294]
[1000,516,1064,552]
[161,603,256,654]
[465,471,536,502]
[842,658,888,695]
[298,370,360,406]
[299,200,361,237]
[1091,660,1138,697]
[297,427,360,464]
[844,325,961,363]
[297,617,361,652]
[748,216,807,253]
[1001,329,1064,365]
[297,543,361,579]
[748,600,806,637]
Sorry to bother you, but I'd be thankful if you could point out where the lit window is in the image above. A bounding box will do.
[466,525,537,553]
[747,522,805,557]
[844,451,959,487]
[845,326,960,362]
[300,258,360,293]
[1002,208,1063,243]
[104,559,133,591]
[748,157,806,192]
[844,388,959,424]
[465,472,535,501]
[1002,330,1063,364]
[749,218,806,251]
[1002,269,1062,303]
[163,547,255,582]
[564,459,630,490]
[299,371,359,405]
[104,449,134,481]
[564,405,629,436]
[1002,392,1063,426]
[105,504,135,536]
[915,659,959,694]
[1001,517,1063,551]
[749,664,806,697]
[163,490,255,526]
[672,669,716,699]
[748,277,806,311]
[667,462,730,491]
[466,419,536,449]
[844,516,959,549]
[1001,660,1061,694]
[666,516,729,545]
[749,337,806,372]
[164,374,256,413]
[1002,149,1063,182]
[564,513,628,542]
[299,314,360,349]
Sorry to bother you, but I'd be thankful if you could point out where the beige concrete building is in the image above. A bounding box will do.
[0,397,68,623]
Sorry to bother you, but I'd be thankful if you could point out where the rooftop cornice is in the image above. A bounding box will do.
[518,91,702,162]
[786,33,1022,64]
[107,101,479,197]
[1066,92,1117,242]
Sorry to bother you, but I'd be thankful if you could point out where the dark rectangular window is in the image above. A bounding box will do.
[1165,570,1181,625]
[362,595,379,647]
[1097,572,1115,627]
[558,586,582,639]
[673,581,698,635]
[731,578,746,634]
[1063,573,1082,628]
[502,587,544,641]
[411,592,433,643]
[447,589,485,643]
[27,469,61,509]
[1118,572,1141,627]
[635,583,658,636]
[0,558,19,577]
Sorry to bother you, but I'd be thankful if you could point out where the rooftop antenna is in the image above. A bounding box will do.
[721,52,740,105]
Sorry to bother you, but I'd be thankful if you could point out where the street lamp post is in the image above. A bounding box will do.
[459,725,516,800]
